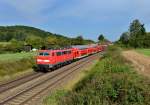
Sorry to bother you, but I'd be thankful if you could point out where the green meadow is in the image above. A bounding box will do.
[136,49,150,56]
[0,52,36,62]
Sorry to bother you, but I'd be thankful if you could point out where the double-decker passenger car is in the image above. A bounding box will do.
[71,45,89,59]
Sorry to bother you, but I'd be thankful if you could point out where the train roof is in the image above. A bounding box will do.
[38,44,100,52]
[71,45,89,49]
[38,49,72,52]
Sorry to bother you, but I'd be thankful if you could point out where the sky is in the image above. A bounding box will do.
[0,0,150,41]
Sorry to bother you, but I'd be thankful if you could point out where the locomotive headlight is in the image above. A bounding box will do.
[43,60,50,62]
[37,59,42,62]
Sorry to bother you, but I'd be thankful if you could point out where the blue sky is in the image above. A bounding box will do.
[0,0,150,41]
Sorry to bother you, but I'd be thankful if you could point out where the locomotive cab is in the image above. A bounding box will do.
[36,50,53,71]
[36,49,74,71]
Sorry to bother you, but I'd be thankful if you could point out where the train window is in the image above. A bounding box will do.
[62,51,65,55]
[65,51,71,54]
[39,53,43,56]
[52,52,55,56]
[39,52,49,56]
[66,51,68,54]
[44,53,49,56]
[56,52,62,56]
[69,51,71,54]
[64,51,67,54]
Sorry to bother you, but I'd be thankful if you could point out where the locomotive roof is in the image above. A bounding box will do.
[39,48,72,52]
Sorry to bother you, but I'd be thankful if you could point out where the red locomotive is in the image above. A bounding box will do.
[36,44,106,71]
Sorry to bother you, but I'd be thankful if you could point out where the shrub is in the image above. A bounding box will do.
[0,57,35,77]
[59,46,150,105]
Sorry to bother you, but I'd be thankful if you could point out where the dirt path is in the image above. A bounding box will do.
[122,50,150,77]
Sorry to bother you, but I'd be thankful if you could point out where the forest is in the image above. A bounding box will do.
[0,25,94,53]
[117,19,150,48]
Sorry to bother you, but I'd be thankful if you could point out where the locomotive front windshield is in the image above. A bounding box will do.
[39,52,50,56]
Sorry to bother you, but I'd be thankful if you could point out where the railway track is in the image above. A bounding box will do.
[0,72,44,94]
[0,53,100,105]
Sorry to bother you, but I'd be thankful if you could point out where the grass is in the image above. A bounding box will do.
[0,42,10,45]
[0,57,35,78]
[44,90,67,105]
[58,46,150,105]
[0,52,36,62]
[0,52,37,79]
[135,49,150,56]
[43,58,99,105]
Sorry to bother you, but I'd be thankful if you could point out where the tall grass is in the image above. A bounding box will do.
[0,52,36,77]
[0,57,35,77]
[59,46,150,105]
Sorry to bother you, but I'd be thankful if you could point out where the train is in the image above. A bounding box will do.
[36,44,106,71]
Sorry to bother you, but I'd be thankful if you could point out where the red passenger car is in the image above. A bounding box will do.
[71,45,89,58]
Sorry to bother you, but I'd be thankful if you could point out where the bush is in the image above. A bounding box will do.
[59,46,150,105]
[0,57,35,77]
[0,42,23,54]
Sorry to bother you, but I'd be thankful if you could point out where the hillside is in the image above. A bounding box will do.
[0,26,94,52]
[0,25,69,42]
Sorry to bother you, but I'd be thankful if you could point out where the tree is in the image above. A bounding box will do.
[98,34,104,41]
[76,35,84,44]
[10,39,24,52]
[46,36,58,45]
[45,36,60,48]
[25,35,44,48]
[119,32,130,46]
[56,38,71,47]
[72,35,84,45]
[15,32,27,41]
[143,33,150,47]
[129,19,146,48]
[117,19,150,48]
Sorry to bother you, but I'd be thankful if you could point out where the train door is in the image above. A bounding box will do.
[51,51,56,65]
[56,51,62,64]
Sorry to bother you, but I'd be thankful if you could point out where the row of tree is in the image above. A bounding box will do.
[118,19,150,48]
[0,26,94,53]
[25,35,93,48]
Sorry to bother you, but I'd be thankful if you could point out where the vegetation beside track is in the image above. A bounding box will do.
[135,49,150,56]
[43,58,99,105]
[51,46,150,105]
[0,52,36,79]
